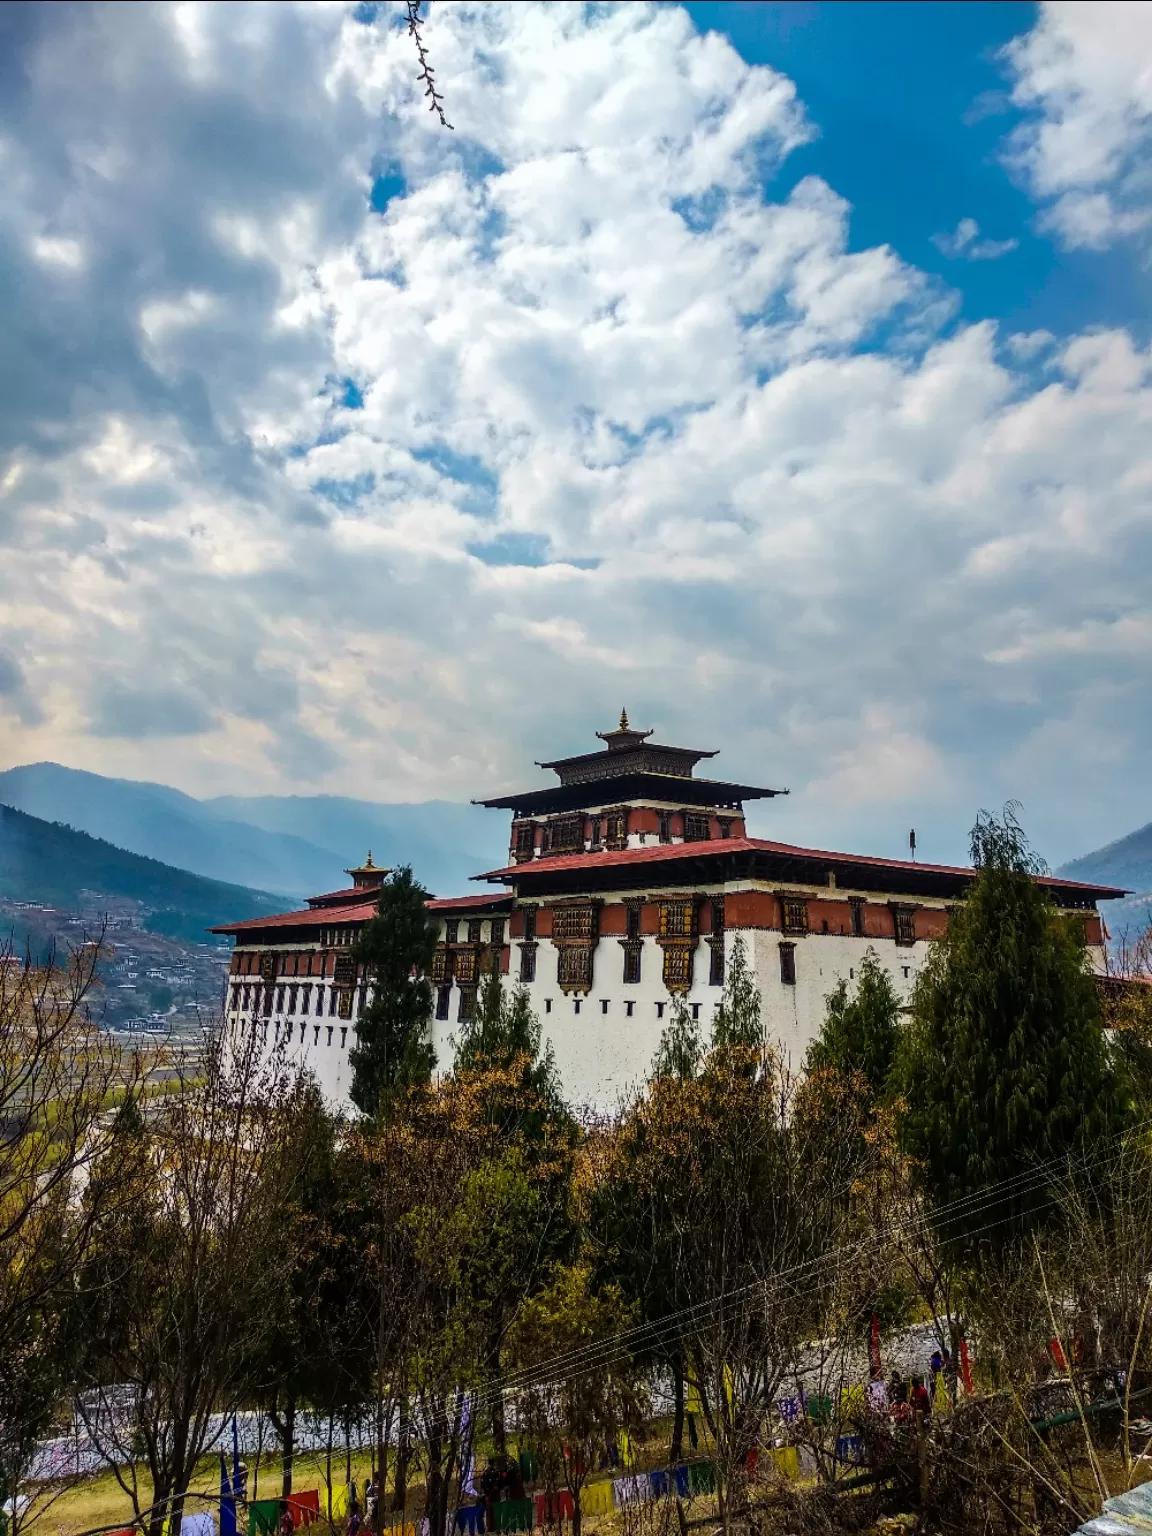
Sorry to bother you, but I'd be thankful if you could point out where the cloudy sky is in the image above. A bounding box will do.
[1,0,1150,867]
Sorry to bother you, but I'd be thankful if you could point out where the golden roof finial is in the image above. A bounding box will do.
[619,706,629,731]
[365,850,374,868]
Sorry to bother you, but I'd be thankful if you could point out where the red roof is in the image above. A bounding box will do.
[212,888,514,936]
[473,836,1127,898]
[212,899,380,935]
[306,885,371,908]
[425,892,512,911]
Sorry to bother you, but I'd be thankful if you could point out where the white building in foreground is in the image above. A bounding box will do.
[214,715,1119,1111]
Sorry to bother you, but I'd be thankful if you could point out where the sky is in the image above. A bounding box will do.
[1,0,1151,869]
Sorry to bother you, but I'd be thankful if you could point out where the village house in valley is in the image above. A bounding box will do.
[213,715,1122,1109]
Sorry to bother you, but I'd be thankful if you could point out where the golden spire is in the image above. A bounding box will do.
[619,707,629,731]
[365,850,375,868]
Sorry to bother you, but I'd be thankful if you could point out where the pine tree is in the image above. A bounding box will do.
[651,995,701,1081]
[453,962,567,1139]
[712,935,762,1051]
[805,948,901,1099]
[898,805,1125,1246]
[349,866,438,1116]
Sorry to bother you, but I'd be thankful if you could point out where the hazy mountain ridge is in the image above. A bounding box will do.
[1057,820,1152,895]
[0,802,289,943]
[1057,821,1152,943]
[0,764,508,901]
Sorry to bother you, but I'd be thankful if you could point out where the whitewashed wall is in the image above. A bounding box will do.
[227,921,1108,1116]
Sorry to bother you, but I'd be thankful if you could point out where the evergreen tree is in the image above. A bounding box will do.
[898,805,1125,1246]
[805,948,901,1099]
[712,935,762,1051]
[651,994,701,1081]
[350,866,438,1116]
[453,962,567,1135]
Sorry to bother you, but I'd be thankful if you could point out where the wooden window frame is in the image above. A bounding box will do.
[779,942,797,986]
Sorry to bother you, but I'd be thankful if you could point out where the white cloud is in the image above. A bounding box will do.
[0,1,1150,867]
[932,216,1019,261]
[1003,1,1152,249]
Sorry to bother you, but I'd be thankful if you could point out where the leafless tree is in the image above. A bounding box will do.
[0,929,139,1526]
[71,1027,310,1536]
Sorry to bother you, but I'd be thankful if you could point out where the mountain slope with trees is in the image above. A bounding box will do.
[0,801,289,942]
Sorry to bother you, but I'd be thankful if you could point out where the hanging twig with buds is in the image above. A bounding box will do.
[406,0,454,131]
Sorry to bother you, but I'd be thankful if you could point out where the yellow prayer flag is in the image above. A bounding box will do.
[580,1480,614,1515]
[933,1372,950,1417]
[772,1446,799,1480]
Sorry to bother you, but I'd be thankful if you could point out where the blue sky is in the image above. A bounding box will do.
[0,0,1150,871]
[688,0,1148,338]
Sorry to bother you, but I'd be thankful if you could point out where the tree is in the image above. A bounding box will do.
[71,1031,305,1536]
[0,931,133,1524]
[350,866,439,1116]
[454,964,568,1141]
[712,935,762,1052]
[510,1263,643,1536]
[898,805,1125,1248]
[805,947,901,1100]
[451,968,575,1453]
[651,994,701,1081]
[250,1082,345,1499]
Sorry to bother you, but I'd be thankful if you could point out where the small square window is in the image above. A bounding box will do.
[656,1001,665,1019]
[691,1003,700,1020]
[709,944,725,987]
[490,919,505,949]
[684,812,711,843]
[445,920,459,945]
[574,999,581,1015]
[467,919,482,945]
[625,903,642,940]
[601,999,609,1014]
[623,948,642,985]
[625,1000,635,1018]
[514,821,536,860]
[545,998,552,1014]
[522,906,537,942]
[457,987,476,1023]
[436,986,451,1021]
[519,945,537,983]
[892,906,917,947]
[781,898,808,935]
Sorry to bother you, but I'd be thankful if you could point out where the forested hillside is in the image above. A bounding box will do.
[0,801,289,942]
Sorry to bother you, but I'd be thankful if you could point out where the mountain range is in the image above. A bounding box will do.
[0,763,507,901]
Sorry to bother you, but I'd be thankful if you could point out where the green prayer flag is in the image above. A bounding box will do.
[493,1498,534,1531]
[249,1498,280,1536]
[687,1462,716,1495]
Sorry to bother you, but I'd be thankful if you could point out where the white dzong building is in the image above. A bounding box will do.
[214,716,1120,1110]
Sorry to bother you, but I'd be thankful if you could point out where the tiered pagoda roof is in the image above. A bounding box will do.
[476,710,786,815]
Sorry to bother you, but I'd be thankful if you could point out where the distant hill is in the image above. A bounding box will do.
[1058,821,1152,896]
[205,793,506,897]
[1058,821,1152,943]
[0,764,506,899]
[0,802,290,943]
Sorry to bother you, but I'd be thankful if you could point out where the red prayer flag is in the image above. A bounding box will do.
[1048,1338,1067,1371]
[287,1490,321,1528]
